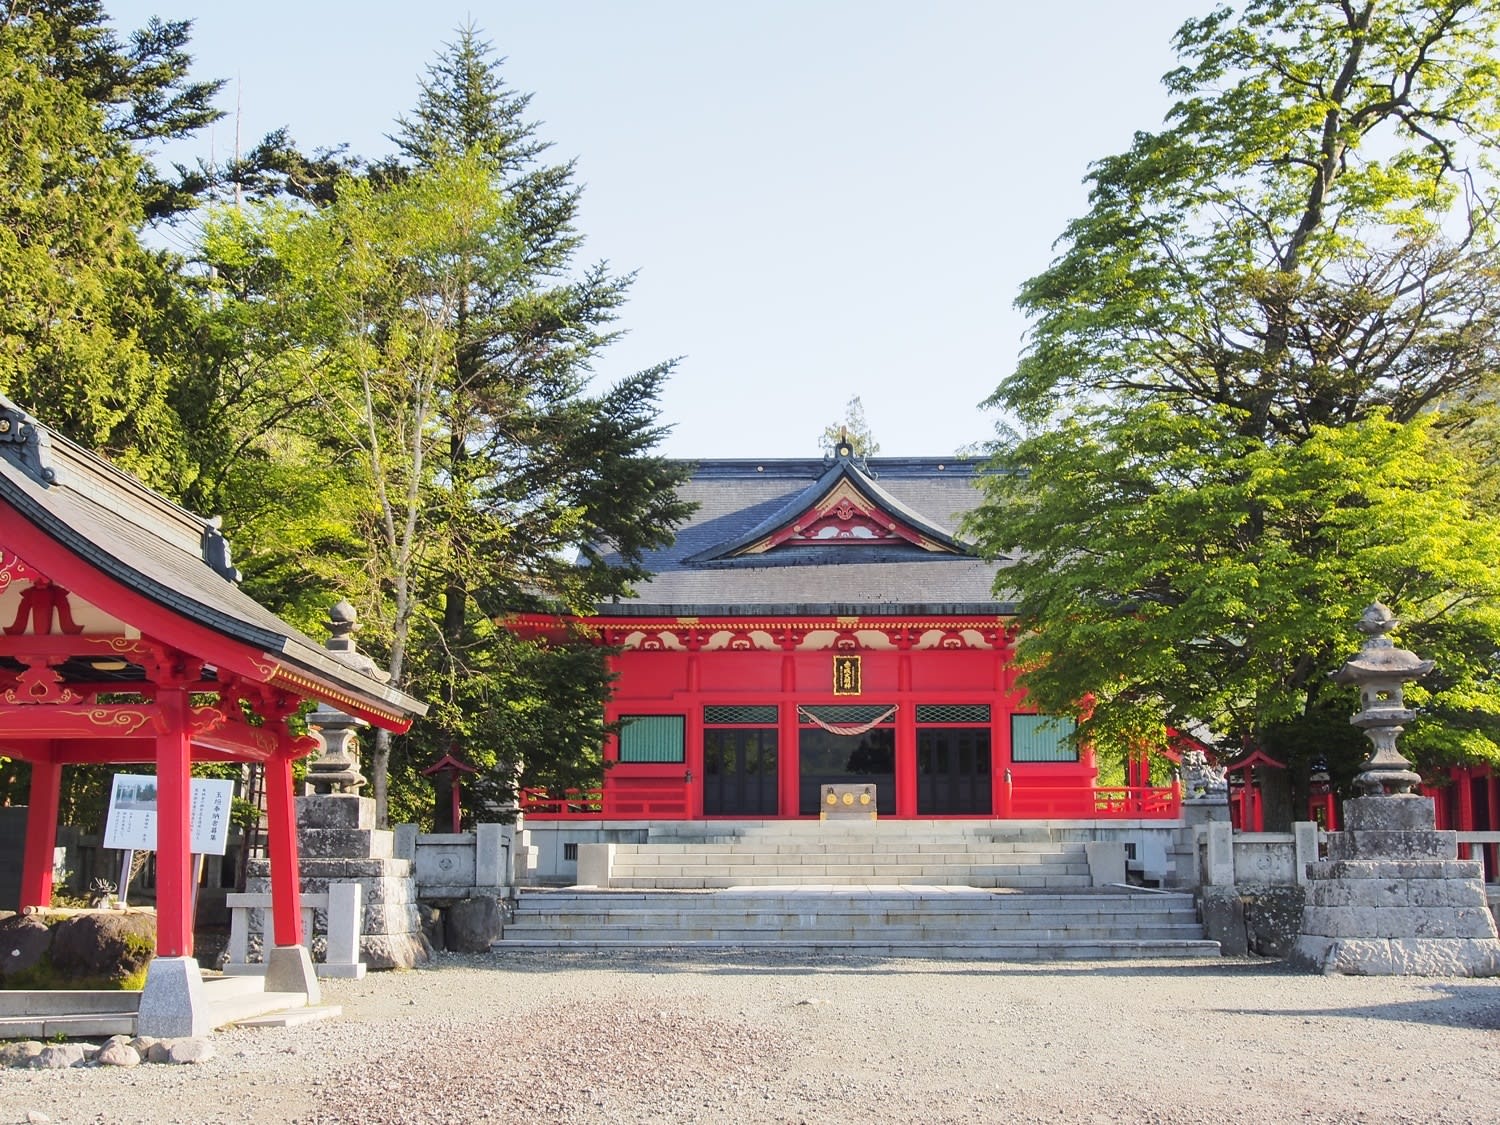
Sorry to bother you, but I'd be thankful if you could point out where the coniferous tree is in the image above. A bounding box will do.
[198,28,692,825]
[0,5,186,480]
[375,27,692,824]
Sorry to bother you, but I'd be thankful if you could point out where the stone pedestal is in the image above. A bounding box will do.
[248,794,431,970]
[1290,796,1500,976]
[136,955,210,1038]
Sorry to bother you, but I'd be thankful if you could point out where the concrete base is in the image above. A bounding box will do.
[265,944,321,1005]
[316,962,367,979]
[1084,842,1127,886]
[1290,934,1500,976]
[1290,795,1500,976]
[136,956,210,1038]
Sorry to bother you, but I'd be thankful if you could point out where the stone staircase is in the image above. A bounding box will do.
[496,886,1217,959]
[598,829,1092,889]
[0,974,338,1039]
[497,822,1218,959]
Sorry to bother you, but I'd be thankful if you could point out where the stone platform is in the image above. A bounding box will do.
[247,794,431,970]
[1290,796,1500,976]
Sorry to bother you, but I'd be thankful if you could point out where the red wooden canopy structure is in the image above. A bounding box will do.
[0,395,424,1028]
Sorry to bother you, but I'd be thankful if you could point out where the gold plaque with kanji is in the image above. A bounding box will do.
[833,654,861,696]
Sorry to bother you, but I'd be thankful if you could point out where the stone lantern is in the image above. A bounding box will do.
[1290,602,1500,976]
[1330,602,1433,797]
[304,601,388,796]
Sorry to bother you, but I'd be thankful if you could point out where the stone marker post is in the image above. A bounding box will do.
[1290,604,1500,976]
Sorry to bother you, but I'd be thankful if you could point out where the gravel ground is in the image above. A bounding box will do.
[4,951,1500,1125]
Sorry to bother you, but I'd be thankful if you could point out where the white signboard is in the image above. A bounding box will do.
[103,774,236,856]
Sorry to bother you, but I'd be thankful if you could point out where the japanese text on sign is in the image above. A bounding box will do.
[102,775,236,855]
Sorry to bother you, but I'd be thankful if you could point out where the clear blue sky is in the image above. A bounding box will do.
[109,1,1206,458]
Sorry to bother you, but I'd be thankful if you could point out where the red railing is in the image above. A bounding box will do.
[518,787,604,818]
[1003,778,1181,819]
[520,782,1182,820]
[1091,783,1181,818]
[518,783,689,819]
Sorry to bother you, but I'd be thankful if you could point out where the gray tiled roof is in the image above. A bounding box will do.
[0,395,425,720]
[598,455,1016,616]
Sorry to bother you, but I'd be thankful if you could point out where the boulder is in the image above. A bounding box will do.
[95,1042,140,1067]
[166,1038,215,1065]
[444,896,502,953]
[361,931,432,970]
[0,915,53,983]
[418,903,444,951]
[48,911,155,985]
[0,1041,44,1068]
[30,1044,86,1069]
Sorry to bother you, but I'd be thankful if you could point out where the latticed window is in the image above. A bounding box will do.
[798,703,894,725]
[704,705,779,725]
[617,715,685,763]
[1011,714,1078,762]
[915,704,991,725]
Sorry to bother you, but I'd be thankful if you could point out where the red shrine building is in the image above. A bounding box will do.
[0,395,424,1033]
[518,441,1179,825]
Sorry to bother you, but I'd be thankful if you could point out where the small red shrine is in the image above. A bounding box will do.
[517,442,1179,822]
[0,396,425,1033]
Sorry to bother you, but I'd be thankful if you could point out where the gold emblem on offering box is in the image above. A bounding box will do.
[833,654,861,695]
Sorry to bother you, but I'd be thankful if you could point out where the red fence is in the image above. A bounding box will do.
[519,782,1182,821]
[1005,782,1181,820]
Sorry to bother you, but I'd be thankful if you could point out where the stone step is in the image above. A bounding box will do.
[231,1004,343,1029]
[0,990,141,1017]
[499,888,1209,958]
[503,922,1206,941]
[491,938,1222,960]
[600,870,1092,888]
[608,854,1089,868]
[512,908,1199,928]
[514,895,1197,918]
[625,841,1086,855]
[0,1011,136,1039]
[598,874,1097,889]
[205,987,311,1029]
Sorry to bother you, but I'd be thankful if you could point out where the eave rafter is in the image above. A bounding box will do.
[505,613,1015,654]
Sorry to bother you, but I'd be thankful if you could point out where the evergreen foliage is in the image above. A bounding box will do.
[196,28,692,825]
[0,11,691,828]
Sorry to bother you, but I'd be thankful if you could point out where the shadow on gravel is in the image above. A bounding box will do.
[1213,983,1500,1030]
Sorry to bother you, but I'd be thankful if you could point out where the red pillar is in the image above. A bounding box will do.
[1458,767,1477,861]
[778,654,799,817]
[154,688,194,958]
[684,704,704,819]
[264,748,304,947]
[18,755,62,908]
[895,653,916,818]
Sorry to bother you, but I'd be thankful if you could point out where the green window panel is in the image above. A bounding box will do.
[618,714,685,763]
[1011,714,1079,762]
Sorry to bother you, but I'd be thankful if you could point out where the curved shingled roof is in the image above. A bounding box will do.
[594,448,1017,618]
[0,395,425,727]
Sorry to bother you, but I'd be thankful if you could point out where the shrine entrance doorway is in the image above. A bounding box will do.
[703,727,779,816]
[916,728,993,815]
[797,709,897,816]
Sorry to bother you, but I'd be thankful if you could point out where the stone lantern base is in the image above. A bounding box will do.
[1290,796,1500,976]
[247,794,431,970]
